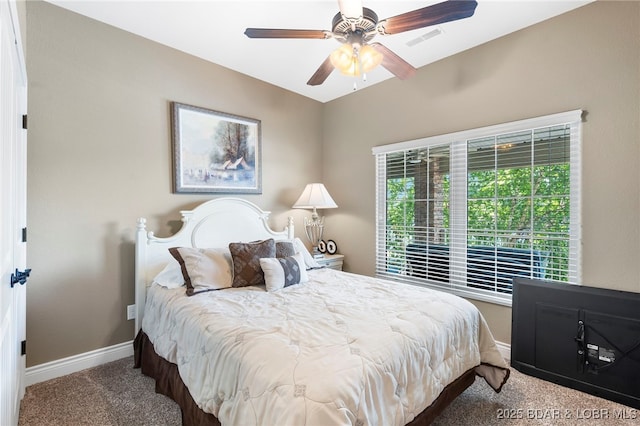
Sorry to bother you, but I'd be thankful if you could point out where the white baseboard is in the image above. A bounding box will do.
[25,340,133,387]
[495,340,511,362]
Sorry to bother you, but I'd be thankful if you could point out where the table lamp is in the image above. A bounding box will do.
[292,183,338,256]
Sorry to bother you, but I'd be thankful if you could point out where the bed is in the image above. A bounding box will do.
[133,198,509,425]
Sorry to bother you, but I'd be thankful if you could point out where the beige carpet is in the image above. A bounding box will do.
[19,356,637,425]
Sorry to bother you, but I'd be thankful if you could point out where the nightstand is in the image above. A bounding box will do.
[315,254,344,271]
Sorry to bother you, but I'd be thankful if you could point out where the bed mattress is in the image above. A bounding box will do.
[142,268,508,426]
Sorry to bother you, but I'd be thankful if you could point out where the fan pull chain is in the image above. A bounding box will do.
[352,49,359,90]
[353,47,367,91]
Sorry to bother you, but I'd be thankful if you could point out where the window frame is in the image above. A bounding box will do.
[373,110,582,307]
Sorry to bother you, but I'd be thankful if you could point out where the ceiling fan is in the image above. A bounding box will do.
[244,0,478,86]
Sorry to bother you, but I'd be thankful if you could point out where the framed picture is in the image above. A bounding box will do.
[326,240,338,255]
[171,102,262,194]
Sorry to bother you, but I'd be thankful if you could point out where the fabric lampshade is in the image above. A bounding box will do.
[292,183,338,210]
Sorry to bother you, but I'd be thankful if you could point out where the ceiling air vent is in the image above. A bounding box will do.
[406,28,443,47]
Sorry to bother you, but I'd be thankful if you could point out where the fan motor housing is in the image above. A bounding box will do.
[332,7,379,43]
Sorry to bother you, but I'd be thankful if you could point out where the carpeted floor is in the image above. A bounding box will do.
[18,356,638,425]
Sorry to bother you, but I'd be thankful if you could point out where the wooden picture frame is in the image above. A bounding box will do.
[171,102,262,194]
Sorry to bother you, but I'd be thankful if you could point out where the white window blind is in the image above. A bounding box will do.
[373,110,582,306]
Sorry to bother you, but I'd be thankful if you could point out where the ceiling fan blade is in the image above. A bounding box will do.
[244,28,329,39]
[307,56,335,86]
[380,0,478,35]
[338,0,363,20]
[370,43,416,80]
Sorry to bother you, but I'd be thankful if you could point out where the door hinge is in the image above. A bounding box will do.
[21,227,27,242]
[22,114,27,130]
[21,340,26,356]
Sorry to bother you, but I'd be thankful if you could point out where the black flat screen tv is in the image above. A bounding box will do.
[511,278,640,409]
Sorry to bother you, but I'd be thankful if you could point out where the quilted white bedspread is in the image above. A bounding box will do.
[143,268,508,426]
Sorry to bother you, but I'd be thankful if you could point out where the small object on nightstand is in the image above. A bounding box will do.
[316,254,344,271]
[326,240,337,255]
[318,240,327,254]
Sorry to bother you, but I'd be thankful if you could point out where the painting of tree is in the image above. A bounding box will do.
[212,121,255,168]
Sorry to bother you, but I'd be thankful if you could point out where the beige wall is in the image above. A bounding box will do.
[323,0,640,344]
[25,1,640,365]
[25,1,323,366]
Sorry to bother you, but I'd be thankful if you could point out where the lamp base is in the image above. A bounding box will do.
[304,216,325,259]
[311,247,325,259]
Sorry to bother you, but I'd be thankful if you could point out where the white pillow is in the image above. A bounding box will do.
[259,253,308,292]
[169,247,233,296]
[152,261,184,289]
[292,238,322,269]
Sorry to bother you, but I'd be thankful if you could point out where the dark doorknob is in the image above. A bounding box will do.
[10,268,31,288]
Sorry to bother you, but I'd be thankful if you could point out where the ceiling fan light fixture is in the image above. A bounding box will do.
[359,44,383,73]
[330,42,383,77]
[330,43,359,76]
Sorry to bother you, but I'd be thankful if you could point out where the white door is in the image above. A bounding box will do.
[0,0,28,424]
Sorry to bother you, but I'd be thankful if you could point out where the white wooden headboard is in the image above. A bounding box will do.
[134,197,294,334]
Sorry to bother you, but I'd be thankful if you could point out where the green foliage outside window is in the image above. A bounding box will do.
[467,163,570,281]
[386,177,415,273]
[386,162,570,284]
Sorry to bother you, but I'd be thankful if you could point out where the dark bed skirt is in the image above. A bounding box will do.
[133,330,477,425]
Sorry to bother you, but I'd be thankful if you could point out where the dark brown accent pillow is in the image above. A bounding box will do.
[229,239,276,287]
[276,240,296,258]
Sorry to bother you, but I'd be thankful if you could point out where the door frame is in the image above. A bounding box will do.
[0,0,28,424]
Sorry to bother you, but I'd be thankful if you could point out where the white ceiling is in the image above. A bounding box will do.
[46,0,593,103]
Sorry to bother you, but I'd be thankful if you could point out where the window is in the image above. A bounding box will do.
[373,111,582,306]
